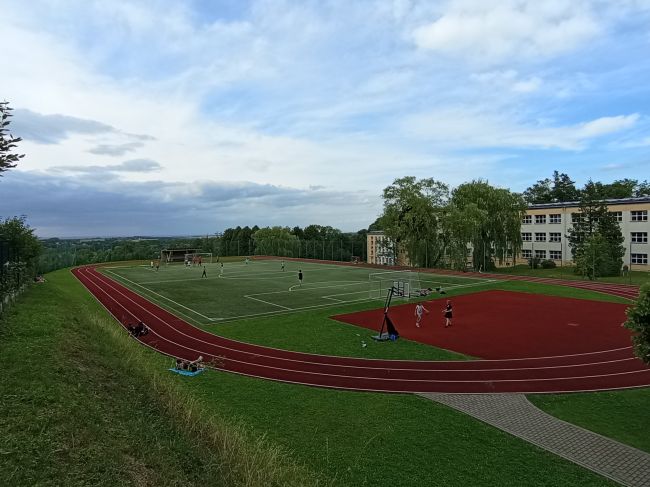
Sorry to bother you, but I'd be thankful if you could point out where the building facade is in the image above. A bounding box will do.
[517,197,649,270]
[366,231,411,266]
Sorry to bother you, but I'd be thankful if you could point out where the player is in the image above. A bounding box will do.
[245,257,250,265]
[414,302,429,327]
[298,269,303,286]
[150,260,154,269]
[281,260,285,272]
[219,262,224,277]
[201,266,207,278]
[443,300,453,327]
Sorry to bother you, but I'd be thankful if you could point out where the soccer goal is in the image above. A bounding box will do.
[184,252,213,264]
[368,270,421,300]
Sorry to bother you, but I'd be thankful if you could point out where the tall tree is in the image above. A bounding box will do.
[380,177,449,267]
[448,181,526,271]
[0,101,24,175]
[253,226,298,257]
[523,171,579,203]
[567,180,625,278]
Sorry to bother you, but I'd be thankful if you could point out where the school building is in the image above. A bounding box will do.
[366,197,650,271]
[517,196,650,270]
[366,231,410,266]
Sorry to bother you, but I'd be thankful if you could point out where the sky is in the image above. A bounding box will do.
[1,0,650,238]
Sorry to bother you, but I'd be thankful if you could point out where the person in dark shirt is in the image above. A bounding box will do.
[443,300,453,328]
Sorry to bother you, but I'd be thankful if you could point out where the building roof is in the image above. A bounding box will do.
[528,196,650,210]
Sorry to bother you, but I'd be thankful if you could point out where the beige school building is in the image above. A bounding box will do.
[517,196,649,270]
[366,197,650,271]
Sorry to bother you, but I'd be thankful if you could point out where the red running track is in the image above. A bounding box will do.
[72,265,650,394]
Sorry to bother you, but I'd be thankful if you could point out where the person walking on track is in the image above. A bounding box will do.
[443,300,453,327]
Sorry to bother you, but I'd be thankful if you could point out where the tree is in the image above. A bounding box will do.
[523,171,579,203]
[624,283,650,365]
[252,226,298,257]
[448,181,526,271]
[0,101,24,175]
[567,180,625,278]
[380,177,449,267]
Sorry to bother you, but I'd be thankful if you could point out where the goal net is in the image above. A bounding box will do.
[368,270,421,300]
[184,252,213,264]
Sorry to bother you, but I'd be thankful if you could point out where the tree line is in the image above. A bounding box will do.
[523,171,650,204]
[219,224,369,262]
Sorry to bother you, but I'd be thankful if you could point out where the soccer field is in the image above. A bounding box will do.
[102,259,495,324]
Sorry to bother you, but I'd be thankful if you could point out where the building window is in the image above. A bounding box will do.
[631,210,648,222]
[549,232,561,243]
[550,250,562,260]
[521,249,532,259]
[535,232,546,242]
[521,232,532,241]
[549,214,561,224]
[535,250,547,259]
[522,215,532,225]
[571,213,582,223]
[609,211,623,222]
[631,232,648,243]
[631,253,648,265]
[535,215,546,224]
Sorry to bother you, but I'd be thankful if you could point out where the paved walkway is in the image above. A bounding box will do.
[419,393,650,487]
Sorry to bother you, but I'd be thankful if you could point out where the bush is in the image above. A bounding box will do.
[624,283,650,365]
[540,259,556,269]
[528,257,540,269]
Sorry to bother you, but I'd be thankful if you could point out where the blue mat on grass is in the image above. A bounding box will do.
[169,368,205,376]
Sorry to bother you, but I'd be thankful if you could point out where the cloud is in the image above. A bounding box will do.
[50,158,162,176]
[471,70,542,93]
[412,0,601,65]
[600,162,630,171]
[0,170,379,237]
[11,109,116,144]
[402,110,640,150]
[88,141,145,156]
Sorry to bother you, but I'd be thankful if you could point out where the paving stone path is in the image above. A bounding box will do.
[419,393,650,487]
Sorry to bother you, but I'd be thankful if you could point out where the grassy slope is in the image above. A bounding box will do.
[2,269,622,486]
[0,270,323,487]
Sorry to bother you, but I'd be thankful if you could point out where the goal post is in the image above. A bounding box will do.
[184,252,213,264]
[368,270,421,300]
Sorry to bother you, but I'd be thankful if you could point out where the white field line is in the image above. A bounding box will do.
[244,294,292,310]
[223,279,495,322]
[105,269,214,321]
[211,296,381,323]
[283,281,367,294]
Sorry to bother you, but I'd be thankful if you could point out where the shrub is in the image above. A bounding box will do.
[528,257,540,269]
[624,283,650,365]
[540,259,556,269]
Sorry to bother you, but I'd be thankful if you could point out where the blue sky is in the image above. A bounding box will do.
[1,0,649,237]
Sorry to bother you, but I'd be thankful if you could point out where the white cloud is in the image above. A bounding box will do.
[412,0,601,65]
[402,110,640,150]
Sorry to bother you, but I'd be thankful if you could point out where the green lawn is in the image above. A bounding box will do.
[493,264,650,286]
[0,268,629,486]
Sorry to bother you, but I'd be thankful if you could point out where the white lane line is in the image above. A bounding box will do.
[104,269,214,321]
[244,294,292,310]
